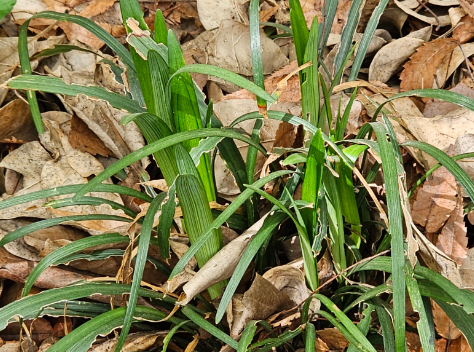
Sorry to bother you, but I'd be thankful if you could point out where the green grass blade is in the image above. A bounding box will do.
[315,294,377,352]
[346,304,375,352]
[181,305,238,349]
[251,327,302,351]
[302,18,320,127]
[50,306,169,352]
[154,9,168,45]
[44,196,137,218]
[371,122,405,352]
[435,300,474,351]
[158,183,176,260]
[148,50,174,131]
[246,118,263,225]
[162,320,191,352]
[402,141,474,201]
[0,184,151,211]
[116,195,163,351]
[8,75,144,113]
[305,322,316,352]
[169,170,292,278]
[301,129,324,245]
[334,0,364,76]
[169,64,276,103]
[73,128,266,200]
[176,174,224,298]
[0,215,131,248]
[373,89,474,119]
[22,233,128,298]
[318,0,338,51]
[336,88,358,140]
[238,320,258,352]
[349,0,390,81]
[415,266,474,313]
[0,282,164,330]
[373,298,395,352]
[0,0,15,21]
[405,262,435,352]
[250,0,267,112]
[289,0,309,68]
[31,44,100,60]
[168,31,216,201]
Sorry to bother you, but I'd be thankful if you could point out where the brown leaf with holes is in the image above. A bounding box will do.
[400,38,458,91]
[68,114,115,158]
[411,166,457,233]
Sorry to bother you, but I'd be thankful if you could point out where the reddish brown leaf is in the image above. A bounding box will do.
[453,15,474,43]
[411,166,457,233]
[400,38,458,91]
[436,190,468,266]
[68,114,115,158]
[273,122,298,149]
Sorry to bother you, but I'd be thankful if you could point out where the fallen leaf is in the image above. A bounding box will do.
[68,114,115,158]
[368,37,425,83]
[0,100,38,143]
[317,328,349,351]
[207,20,288,77]
[436,189,468,266]
[89,331,165,352]
[229,274,295,336]
[453,14,474,43]
[197,0,248,30]
[411,165,457,233]
[178,215,268,306]
[433,43,474,88]
[400,38,458,91]
[424,83,474,118]
[406,331,422,352]
[432,300,462,339]
[262,264,321,312]
[78,0,116,18]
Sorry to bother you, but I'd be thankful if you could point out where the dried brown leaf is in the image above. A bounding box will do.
[453,15,474,43]
[400,38,458,91]
[411,166,457,233]
[432,300,462,339]
[68,114,115,158]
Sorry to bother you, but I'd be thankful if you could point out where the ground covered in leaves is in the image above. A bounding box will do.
[1,0,474,351]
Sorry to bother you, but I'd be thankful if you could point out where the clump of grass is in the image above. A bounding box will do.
[2,0,474,351]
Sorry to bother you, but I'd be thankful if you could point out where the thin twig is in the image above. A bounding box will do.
[415,0,440,30]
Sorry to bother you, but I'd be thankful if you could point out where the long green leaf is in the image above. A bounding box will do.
[73,128,266,200]
[116,195,163,350]
[169,64,276,103]
[22,233,128,297]
[0,283,164,330]
[238,320,258,352]
[0,0,15,21]
[371,122,405,352]
[170,170,292,278]
[0,214,131,248]
[289,0,309,68]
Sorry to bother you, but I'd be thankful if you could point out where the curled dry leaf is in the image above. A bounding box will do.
[262,264,321,312]
[400,38,458,91]
[453,14,474,43]
[434,43,474,88]
[228,274,295,336]
[178,215,268,306]
[197,0,248,30]
[207,20,288,77]
[411,165,457,233]
[316,328,349,351]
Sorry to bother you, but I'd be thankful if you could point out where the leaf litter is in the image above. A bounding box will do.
[2,0,474,350]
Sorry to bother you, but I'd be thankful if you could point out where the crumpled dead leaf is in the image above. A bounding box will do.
[228,274,295,336]
[89,331,165,352]
[0,100,38,143]
[432,300,462,339]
